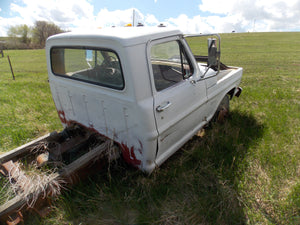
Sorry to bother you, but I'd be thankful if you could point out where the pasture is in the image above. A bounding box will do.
[0,32,299,224]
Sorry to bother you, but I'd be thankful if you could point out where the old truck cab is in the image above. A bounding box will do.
[46,27,242,173]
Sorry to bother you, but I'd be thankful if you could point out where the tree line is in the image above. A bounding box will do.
[3,21,64,49]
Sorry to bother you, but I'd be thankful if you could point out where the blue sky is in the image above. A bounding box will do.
[0,0,299,36]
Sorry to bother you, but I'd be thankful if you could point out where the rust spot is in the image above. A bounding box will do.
[5,211,23,225]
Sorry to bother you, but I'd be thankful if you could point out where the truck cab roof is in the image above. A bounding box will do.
[47,27,183,47]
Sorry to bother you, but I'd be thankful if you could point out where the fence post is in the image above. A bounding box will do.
[7,55,15,80]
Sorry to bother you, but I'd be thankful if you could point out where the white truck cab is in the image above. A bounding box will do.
[46,27,242,173]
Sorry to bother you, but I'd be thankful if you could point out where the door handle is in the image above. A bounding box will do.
[156,101,172,112]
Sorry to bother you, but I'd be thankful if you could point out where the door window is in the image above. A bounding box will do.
[150,41,193,91]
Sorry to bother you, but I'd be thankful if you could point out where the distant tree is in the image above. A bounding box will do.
[32,21,64,48]
[7,24,31,46]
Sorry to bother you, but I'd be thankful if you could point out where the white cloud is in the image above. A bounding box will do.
[6,0,95,31]
[167,14,210,33]
[0,0,299,37]
[165,13,252,34]
[1,0,150,34]
[199,0,300,32]
[145,14,160,25]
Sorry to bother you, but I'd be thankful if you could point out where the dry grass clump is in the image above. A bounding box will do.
[0,176,15,205]
[2,161,63,208]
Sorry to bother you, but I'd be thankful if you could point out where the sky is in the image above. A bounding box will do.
[0,0,300,36]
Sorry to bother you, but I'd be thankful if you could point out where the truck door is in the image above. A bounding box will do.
[149,38,208,163]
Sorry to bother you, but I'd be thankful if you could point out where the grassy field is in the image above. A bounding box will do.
[0,32,299,224]
[0,49,61,153]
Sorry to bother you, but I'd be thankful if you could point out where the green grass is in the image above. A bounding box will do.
[0,49,61,152]
[0,32,299,224]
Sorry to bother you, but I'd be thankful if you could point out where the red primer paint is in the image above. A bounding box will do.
[121,144,142,167]
[57,110,67,124]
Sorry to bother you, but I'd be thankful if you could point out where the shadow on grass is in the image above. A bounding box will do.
[27,110,264,225]
[151,109,265,224]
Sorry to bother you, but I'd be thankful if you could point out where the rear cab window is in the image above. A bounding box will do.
[150,40,194,91]
[51,47,124,90]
